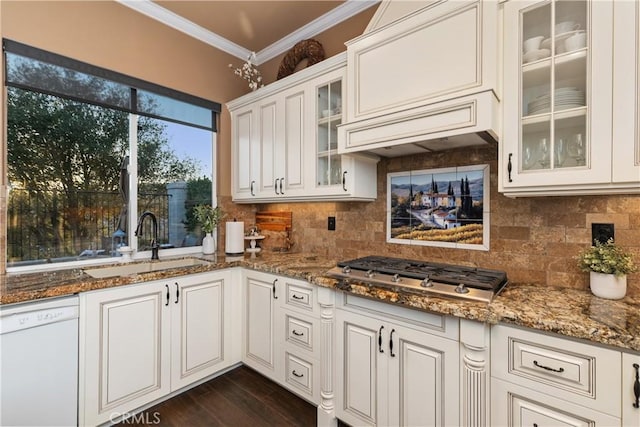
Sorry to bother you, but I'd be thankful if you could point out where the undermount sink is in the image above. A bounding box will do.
[84,258,209,278]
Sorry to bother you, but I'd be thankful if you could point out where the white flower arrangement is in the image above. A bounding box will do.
[229,52,264,91]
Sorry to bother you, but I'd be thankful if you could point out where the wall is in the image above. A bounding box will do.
[221,144,640,297]
[0,1,374,273]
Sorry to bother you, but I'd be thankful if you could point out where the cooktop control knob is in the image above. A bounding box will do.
[391,273,400,283]
[455,283,470,294]
[342,266,351,274]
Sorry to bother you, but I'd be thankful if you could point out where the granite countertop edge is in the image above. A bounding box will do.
[2,252,638,353]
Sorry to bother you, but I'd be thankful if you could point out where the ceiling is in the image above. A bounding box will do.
[116,0,379,64]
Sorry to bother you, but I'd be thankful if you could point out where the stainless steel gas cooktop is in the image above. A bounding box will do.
[326,255,508,303]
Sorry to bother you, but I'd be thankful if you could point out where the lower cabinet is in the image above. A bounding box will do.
[335,295,460,427]
[623,352,640,427]
[79,270,238,426]
[492,378,620,427]
[490,324,622,427]
[242,270,322,404]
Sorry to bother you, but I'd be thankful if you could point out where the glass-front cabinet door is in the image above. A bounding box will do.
[316,78,343,189]
[501,0,613,193]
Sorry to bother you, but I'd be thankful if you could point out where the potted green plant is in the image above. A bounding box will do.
[193,204,224,254]
[576,238,637,299]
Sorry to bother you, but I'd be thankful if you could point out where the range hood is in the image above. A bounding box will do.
[338,0,500,158]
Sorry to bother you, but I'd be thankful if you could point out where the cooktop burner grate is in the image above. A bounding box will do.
[330,255,508,302]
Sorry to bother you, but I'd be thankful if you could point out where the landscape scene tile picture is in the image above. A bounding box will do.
[387,165,490,250]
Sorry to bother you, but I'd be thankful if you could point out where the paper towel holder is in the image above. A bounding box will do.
[225,219,245,256]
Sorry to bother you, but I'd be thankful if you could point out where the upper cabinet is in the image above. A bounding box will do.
[338,0,500,157]
[500,0,640,197]
[228,53,379,203]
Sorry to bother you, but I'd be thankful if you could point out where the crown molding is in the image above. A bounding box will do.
[254,0,380,64]
[115,0,252,59]
[115,0,379,64]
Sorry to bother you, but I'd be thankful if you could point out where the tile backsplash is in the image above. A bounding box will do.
[221,145,640,296]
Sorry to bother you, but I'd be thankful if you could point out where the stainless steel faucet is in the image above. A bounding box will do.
[135,211,159,260]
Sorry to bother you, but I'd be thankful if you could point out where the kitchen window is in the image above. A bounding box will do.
[3,39,221,270]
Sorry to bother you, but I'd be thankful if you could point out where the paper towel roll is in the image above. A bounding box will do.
[225,221,245,255]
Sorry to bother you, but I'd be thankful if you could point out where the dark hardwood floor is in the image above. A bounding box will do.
[116,365,317,427]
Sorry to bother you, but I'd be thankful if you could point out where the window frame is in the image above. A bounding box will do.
[4,40,219,273]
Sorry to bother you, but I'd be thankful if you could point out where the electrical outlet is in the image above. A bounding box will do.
[328,216,336,231]
[592,223,614,245]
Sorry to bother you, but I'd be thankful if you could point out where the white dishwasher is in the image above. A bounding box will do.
[0,295,79,427]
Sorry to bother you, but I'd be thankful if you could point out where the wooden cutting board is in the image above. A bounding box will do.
[255,211,292,232]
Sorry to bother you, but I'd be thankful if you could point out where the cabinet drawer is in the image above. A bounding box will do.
[284,281,315,313]
[511,338,591,394]
[491,324,621,416]
[285,314,313,351]
[492,377,621,427]
[284,352,316,399]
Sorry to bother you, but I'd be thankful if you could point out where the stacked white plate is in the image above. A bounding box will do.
[527,87,584,115]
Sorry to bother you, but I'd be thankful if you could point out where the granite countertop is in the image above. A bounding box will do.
[1,252,638,353]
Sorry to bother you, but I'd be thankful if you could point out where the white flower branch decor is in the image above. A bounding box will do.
[229,52,264,91]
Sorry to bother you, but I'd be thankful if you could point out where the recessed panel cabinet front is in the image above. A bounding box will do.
[243,273,278,377]
[80,270,235,426]
[80,282,171,426]
[623,353,640,427]
[171,274,228,391]
[336,308,459,427]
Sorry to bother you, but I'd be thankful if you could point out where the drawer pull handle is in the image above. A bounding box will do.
[292,294,304,300]
[533,360,564,373]
[633,363,639,409]
[292,330,304,337]
[378,325,384,353]
[292,370,304,378]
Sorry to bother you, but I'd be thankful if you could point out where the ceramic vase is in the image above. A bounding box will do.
[202,232,216,255]
[589,271,627,299]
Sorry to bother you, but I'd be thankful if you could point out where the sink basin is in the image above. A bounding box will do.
[84,258,209,278]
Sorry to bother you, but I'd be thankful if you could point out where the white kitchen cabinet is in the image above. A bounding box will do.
[500,0,640,196]
[79,270,237,426]
[335,295,459,427]
[492,377,620,427]
[232,106,260,200]
[228,53,378,203]
[339,0,499,156]
[612,0,640,184]
[623,353,640,427]
[491,324,622,426]
[243,270,280,378]
[242,269,322,404]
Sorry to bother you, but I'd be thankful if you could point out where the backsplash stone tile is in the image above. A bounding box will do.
[222,144,639,297]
